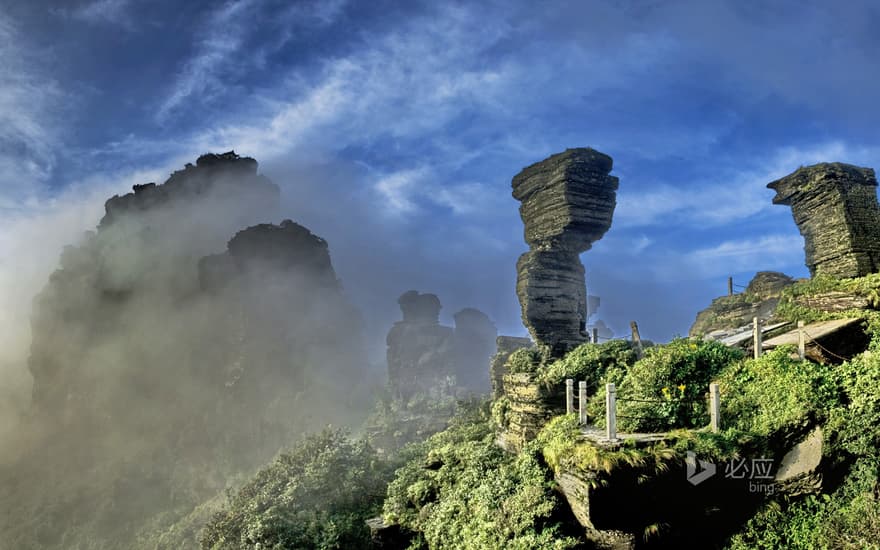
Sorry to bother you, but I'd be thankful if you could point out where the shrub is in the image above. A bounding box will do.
[383,405,579,549]
[506,348,544,374]
[717,346,839,440]
[200,429,393,550]
[613,338,742,432]
[538,340,638,391]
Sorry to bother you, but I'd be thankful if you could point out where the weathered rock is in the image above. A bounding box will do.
[768,162,880,278]
[512,148,618,357]
[745,271,795,298]
[775,426,823,496]
[497,372,565,452]
[489,336,532,399]
[690,271,795,337]
[791,291,872,313]
[451,308,497,393]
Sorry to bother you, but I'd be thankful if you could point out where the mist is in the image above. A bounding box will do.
[0,154,387,548]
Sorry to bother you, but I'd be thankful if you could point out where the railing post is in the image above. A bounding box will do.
[566,379,574,414]
[709,383,720,433]
[728,277,733,296]
[592,327,599,344]
[578,381,587,425]
[797,320,805,361]
[630,321,643,358]
[753,317,762,359]
[605,383,617,441]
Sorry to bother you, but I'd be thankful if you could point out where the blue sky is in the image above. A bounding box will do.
[4,0,880,360]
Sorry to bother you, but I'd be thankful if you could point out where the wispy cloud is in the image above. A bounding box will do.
[53,0,135,28]
[615,141,880,228]
[0,14,61,204]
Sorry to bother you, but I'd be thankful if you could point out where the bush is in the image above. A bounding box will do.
[383,405,579,549]
[200,429,393,550]
[726,459,880,550]
[538,340,638,391]
[506,348,544,374]
[612,339,742,432]
[717,346,839,440]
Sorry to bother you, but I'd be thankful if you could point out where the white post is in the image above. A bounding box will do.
[797,320,805,361]
[753,317,763,359]
[605,383,617,441]
[566,379,574,414]
[709,383,720,433]
[579,381,587,425]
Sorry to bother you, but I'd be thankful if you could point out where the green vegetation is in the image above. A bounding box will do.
[775,273,880,335]
[586,338,742,432]
[537,339,638,390]
[383,401,580,549]
[537,415,675,482]
[200,429,394,550]
[717,346,839,440]
[505,347,544,374]
[184,274,880,548]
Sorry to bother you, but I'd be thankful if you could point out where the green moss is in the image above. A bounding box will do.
[506,348,544,374]
[536,415,675,482]
[537,340,638,390]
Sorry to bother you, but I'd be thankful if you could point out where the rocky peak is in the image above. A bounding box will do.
[512,148,618,357]
[768,162,880,278]
[398,290,442,324]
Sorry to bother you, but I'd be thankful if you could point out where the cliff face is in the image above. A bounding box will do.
[512,148,618,357]
[768,162,880,278]
[11,152,366,550]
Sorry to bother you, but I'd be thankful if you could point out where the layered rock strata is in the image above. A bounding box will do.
[768,162,880,278]
[512,148,618,357]
[690,271,795,337]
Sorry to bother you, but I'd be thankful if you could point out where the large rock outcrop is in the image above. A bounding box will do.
[768,162,880,278]
[386,292,497,400]
[512,148,618,357]
[690,271,795,337]
[11,152,366,550]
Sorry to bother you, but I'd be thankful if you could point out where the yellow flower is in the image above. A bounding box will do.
[689,343,698,350]
[661,386,671,399]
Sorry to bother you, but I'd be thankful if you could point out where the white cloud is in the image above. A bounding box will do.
[54,0,135,28]
[615,141,880,228]
[0,14,61,204]
[373,168,425,215]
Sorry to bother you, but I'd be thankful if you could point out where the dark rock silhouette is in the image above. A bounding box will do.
[512,148,618,357]
[386,292,497,399]
[768,162,880,278]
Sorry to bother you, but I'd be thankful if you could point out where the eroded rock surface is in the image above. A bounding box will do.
[690,271,795,337]
[768,162,880,278]
[512,148,618,357]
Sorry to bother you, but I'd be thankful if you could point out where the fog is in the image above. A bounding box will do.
[0,156,385,548]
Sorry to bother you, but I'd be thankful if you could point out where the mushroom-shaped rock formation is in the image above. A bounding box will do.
[512,148,618,357]
[768,162,880,278]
